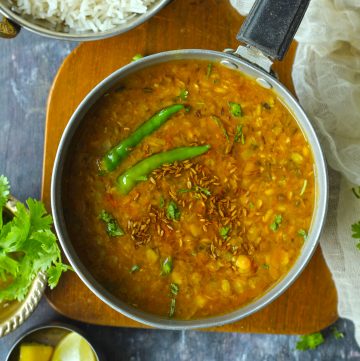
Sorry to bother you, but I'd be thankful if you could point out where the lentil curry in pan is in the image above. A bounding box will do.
[63,60,315,319]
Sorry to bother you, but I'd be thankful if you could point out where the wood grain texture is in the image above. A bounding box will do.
[42,0,338,334]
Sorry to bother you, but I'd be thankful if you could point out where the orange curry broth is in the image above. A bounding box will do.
[63,60,315,319]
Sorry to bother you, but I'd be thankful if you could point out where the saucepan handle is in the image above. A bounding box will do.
[237,0,310,60]
[0,15,20,38]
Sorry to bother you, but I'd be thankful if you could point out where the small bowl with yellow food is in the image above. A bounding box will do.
[6,324,100,361]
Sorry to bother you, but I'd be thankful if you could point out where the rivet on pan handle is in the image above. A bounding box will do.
[0,16,20,39]
[237,0,311,61]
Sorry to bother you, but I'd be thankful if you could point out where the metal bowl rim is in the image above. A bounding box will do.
[5,323,100,361]
[51,48,328,329]
[0,0,170,41]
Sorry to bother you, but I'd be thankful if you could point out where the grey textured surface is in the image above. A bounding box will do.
[0,30,360,360]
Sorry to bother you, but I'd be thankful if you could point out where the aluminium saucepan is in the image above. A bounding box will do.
[51,0,328,329]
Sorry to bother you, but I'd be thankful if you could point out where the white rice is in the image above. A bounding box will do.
[14,0,157,33]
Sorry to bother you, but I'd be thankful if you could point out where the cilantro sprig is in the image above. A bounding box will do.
[0,176,72,301]
[166,201,180,221]
[99,210,125,237]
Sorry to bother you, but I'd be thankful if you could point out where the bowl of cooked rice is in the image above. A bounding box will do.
[0,0,170,40]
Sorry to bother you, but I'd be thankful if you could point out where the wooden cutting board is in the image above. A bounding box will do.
[42,0,338,334]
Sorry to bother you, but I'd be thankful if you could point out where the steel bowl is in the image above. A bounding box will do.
[51,49,328,329]
[0,196,47,338]
[6,324,101,361]
[0,0,170,40]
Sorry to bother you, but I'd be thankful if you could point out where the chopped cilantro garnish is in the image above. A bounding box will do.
[351,186,360,199]
[219,226,230,240]
[228,102,242,117]
[179,89,189,100]
[169,298,176,318]
[270,214,282,231]
[169,283,179,317]
[130,265,141,274]
[178,186,211,197]
[351,220,360,250]
[0,176,72,301]
[296,332,324,351]
[161,256,173,275]
[196,186,211,196]
[298,229,308,240]
[300,179,308,196]
[207,63,213,78]
[249,202,255,209]
[332,327,344,340]
[262,263,269,270]
[170,282,179,296]
[166,201,181,221]
[131,54,143,62]
[234,124,245,144]
[211,116,229,141]
[99,210,125,237]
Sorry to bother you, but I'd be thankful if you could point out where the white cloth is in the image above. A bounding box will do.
[231,0,360,344]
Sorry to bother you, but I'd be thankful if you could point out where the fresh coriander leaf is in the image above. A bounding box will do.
[99,210,125,237]
[262,263,269,270]
[27,198,53,233]
[228,102,242,117]
[195,186,211,196]
[300,179,308,196]
[296,332,324,351]
[47,263,73,289]
[332,327,344,340]
[234,124,245,144]
[0,253,19,278]
[169,298,176,318]
[351,220,360,239]
[179,89,189,101]
[207,63,213,78]
[211,116,229,141]
[131,54,143,62]
[249,202,255,209]
[351,186,360,199]
[357,242,360,250]
[298,229,308,240]
[166,201,180,221]
[170,282,179,296]
[270,214,282,231]
[219,226,230,240]
[178,186,211,197]
[161,256,173,275]
[130,265,141,274]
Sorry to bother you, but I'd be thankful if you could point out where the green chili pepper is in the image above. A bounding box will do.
[100,104,185,172]
[117,145,210,194]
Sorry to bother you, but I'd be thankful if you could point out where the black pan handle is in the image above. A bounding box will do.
[237,0,311,60]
